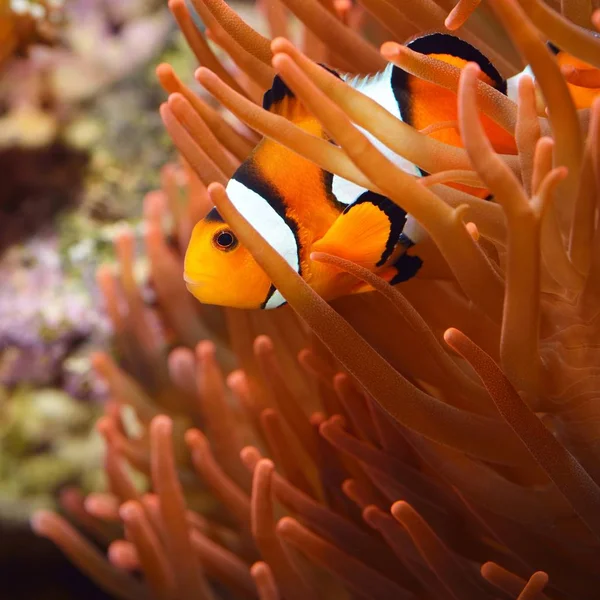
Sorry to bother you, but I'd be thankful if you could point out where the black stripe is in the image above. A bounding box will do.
[319,63,344,80]
[205,207,225,223]
[391,33,506,135]
[390,63,411,132]
[343,190,408,267]
[389,254,423,284]
[232,160,301,307]
[547,41,561,55]
[406,33,506,94]
[261,284,280,309]
[398,232,415,248]
[322,170,351,212]
[262,74,295,110]
[262,64,343,111]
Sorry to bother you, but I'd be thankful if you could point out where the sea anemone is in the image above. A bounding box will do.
[31,0,600,598]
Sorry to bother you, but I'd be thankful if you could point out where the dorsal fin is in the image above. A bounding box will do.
[406,32,506,94]
[262,64,343,119]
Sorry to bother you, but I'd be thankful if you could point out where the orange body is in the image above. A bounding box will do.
[184,33,520,310]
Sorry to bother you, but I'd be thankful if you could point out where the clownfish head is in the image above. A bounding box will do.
[183,207,272,310]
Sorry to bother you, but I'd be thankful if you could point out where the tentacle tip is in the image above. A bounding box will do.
[271,52,289,71]
[226,369,246,389]
[118,500,139,522]
[332,371,347,385]
[310,251,333,264]
[194,66,214,84]
[517,72,535,91]
[391,499,410,511]
[380,41,400,59]
[466,222,480,241]
[30,510,55,536]
[341,478,354,491]
[270,36,292,54]
[391,500,413,521]
[184,427,204,447]
[297,347,310,361]
[464,61,481,76]
[534,571,549,584]
[253,334,274,353]
[159,103,170,119]
[156,62,172,78]
[95,416,112,436]
[362,504,380,521]
[310,411,327,427]
[89,351,107,370]
[141,493,160,511]
[240,446,262,471]
[196,339,216,360]
[114,225,134,244]
[329,413,346,428]
[256,457,275,474]
[443,327,460,344]
[84,494,110,517]
[275,516,296,535]
[167,92,185,108]
[444,15,458,30]
[260,407,277,421]
[207,181,225,196]
[150,414,173,437]
[560,64,576,77]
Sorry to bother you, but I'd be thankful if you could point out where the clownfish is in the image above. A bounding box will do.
[184,33,516,310]
[507,41,600,110]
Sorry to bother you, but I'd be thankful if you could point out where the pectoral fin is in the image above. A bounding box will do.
[312,191,407,269]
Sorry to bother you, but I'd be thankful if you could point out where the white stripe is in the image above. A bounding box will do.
[342,64,421,177]
[403,215,426,244]
[226,178,298,308]
[506,65,534,103]
[264,289,287,309]
[331,175,367,205]
[335,64,422,245]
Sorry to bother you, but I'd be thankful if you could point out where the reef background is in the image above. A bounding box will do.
[3,0,600,598]
[0,1,255,596]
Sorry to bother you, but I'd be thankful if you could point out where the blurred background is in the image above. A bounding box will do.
[0,1,253,596]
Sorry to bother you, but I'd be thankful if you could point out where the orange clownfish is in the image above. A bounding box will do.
[507,41,600,110]
[184,33,515,310]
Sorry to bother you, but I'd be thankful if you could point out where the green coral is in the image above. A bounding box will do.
[0,387,106,520]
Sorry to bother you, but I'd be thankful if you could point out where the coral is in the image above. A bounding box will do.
[0,0,172,115]
[0,0,64,69]
[0,0,176,257]
[0,233,110,394]
[0,143,88,252]
[31,0,600,599]
[0,385,106,522]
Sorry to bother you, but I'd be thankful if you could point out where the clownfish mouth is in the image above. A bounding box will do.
[183,273,204,287]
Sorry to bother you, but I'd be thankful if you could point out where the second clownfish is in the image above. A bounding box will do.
[184,33,517,310]
[508,41,600,110]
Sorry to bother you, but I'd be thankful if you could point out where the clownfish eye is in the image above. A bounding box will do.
[213,229,238,251]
